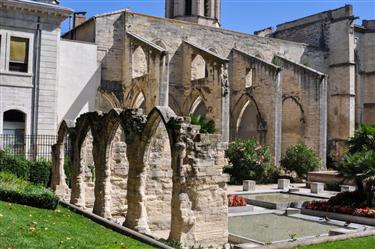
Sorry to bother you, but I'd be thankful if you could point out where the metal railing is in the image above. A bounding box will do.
[0,134,57,161]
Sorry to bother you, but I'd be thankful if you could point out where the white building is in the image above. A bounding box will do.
[0,0,99,156]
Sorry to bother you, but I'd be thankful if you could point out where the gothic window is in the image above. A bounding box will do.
[245,67,254,88]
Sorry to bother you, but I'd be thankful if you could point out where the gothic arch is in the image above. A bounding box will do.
[191,54,207,81]
[132,46,148,79]
[231,94,267,143]
[133,91,146,110]
[281,96,306,155]
[190,96,208,117]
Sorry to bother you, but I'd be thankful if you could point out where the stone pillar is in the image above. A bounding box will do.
[220,63,230,143]
[51,143,69,199]
[319,76,328,169]
[327,17,356,162]
[70,135,86,208]
[159,53,170,107]
[274,70,282,166]
[120,110,150,234]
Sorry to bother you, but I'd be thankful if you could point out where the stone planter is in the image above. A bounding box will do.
[301,208,375,226]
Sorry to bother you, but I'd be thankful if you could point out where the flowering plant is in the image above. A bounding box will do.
[225,139,275,184]
[228,195,247,207]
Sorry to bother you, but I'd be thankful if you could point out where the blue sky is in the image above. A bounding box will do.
[60,0,375,34]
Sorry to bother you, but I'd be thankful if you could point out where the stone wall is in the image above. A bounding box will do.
[52,107,228,248]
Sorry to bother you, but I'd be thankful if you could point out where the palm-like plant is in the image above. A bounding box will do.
[348,124,375,154]
[339,150,375,206]
[190,114,217,134]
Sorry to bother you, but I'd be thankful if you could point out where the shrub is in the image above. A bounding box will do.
[225,139,275,184]
[280,144,320,179]
[347,124,375,154]
[29,160,52,187]
[190,114,217,134]
[0,151,52,187]
[0,151,29,179]
[0,172,59,210]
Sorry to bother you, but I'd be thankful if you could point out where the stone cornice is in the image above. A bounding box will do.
[0,0,72,19]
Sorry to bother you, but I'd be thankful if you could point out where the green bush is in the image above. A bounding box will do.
[0,172,59,210]
[280,144,320,179]
[190,114,217,134]
[29,160,52,187]
[0,151,29,179]
[224,139,276,184]
[0,151,52,187]
[347,124,375,154]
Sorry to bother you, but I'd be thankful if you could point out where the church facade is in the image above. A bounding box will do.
[64,2,375,166]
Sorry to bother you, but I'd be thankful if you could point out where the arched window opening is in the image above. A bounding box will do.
[144,117,173,239]
[185,0,192,16]
[191,97,208,117]
[236,101,259,140]
[80,130,95,211]
[191,54,207,81]
[245,67,254,88]
[132,46,148,79]
[281,98,305,155]
[133,92,146,110]
[109,126,128,224]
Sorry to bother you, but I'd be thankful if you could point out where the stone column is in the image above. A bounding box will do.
[220,63,230,143]
[274,69,282,166]
[159,53,170,107]
[319,76,328,169]
[70,133,86,208]
[51,143,69,199]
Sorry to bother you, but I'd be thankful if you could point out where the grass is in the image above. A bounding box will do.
[0,200,153,249]
[296,236,375,249]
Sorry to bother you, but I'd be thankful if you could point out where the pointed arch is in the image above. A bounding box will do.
[132,46,148,79]
[133,91,146,110]
[281,96,306,155]
[191,54,207,81]
[231,94,267,143]
[190,96,208,117]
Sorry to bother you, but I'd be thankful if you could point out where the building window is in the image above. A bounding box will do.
[204,0,210,17]
[9,36,29,73]
[185,0,192,16]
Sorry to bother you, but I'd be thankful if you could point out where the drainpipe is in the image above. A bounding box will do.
[31,16,41,158]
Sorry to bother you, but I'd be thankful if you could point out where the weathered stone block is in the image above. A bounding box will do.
[243,180,256,191]
[310,182,324,194]
[278,178,290,190]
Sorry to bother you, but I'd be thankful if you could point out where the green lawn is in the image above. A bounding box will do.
[0,200,153,249]
[296,236,375,249]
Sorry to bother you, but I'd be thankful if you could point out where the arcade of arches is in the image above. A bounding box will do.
[52,107,228,247]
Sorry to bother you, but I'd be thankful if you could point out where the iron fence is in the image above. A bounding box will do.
[0,134,57,161]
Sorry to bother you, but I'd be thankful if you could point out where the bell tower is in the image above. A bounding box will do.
[165,0,221,27]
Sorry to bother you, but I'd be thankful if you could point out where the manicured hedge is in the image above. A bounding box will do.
[0,172,58,210]
[0,151,51,187]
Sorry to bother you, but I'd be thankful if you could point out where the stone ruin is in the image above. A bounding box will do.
[51,106,228,247]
